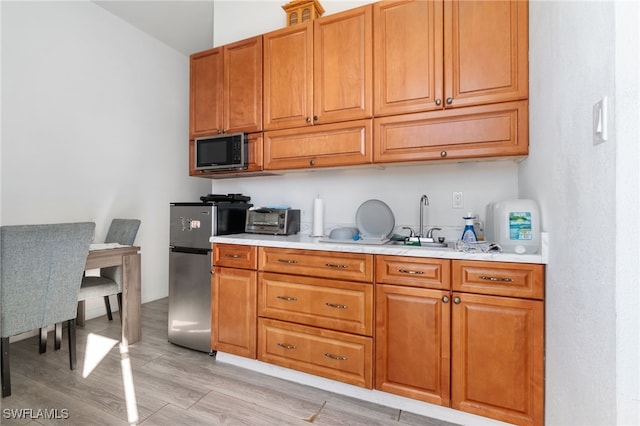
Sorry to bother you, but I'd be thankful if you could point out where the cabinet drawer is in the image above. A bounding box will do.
[376,256,450,289]
[452,260,544,300]
[259,272,373,336]
[258,247,373,282]
[258,318,373,388]
[213,244,257,269]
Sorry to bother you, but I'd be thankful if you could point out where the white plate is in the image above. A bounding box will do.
[355,199,395,239]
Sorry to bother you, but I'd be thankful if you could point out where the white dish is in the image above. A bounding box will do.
[355,199,395,239]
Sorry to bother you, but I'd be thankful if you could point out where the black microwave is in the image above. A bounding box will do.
[194,132,248,172]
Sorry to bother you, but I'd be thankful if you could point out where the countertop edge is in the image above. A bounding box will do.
[210,233,548,264]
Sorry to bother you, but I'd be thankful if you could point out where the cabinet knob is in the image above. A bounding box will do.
[310,159,316,166]
[454,297,461,304]
[313,115,318,121]
[306,117,312,123]
[446,97,453,105]
[440,151,447,158]
[435,99,442,106]
[442,296,449,303]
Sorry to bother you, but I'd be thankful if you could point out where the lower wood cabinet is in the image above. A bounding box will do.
[258,318,373,388]
[212,245,545,425]
[451,260,545,426]
[375,284,451,405]
[211,244,257,358]
[450,292,543,426]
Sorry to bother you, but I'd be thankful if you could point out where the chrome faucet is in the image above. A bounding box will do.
[419,194,429,237]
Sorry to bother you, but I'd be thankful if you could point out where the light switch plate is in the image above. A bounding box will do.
[593,96,608,145]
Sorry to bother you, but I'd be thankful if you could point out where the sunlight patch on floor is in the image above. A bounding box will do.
[82,333,118,378]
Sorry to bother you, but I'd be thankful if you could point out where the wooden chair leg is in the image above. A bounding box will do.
[39,328,47,354]
[104,296,113,321]
[1,337,11,398]
[117,293,123,324]
[67,319,77,370]
[55,323,62,351]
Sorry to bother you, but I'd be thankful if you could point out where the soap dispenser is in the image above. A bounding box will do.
[461,213,478,243]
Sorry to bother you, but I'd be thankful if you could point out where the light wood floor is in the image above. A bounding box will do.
[1,298,458,425]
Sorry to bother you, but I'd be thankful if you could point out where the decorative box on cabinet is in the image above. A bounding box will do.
[451,260,544,426]
[373,0,527,117]
[375,256,451,405]
[257,247,374,388]
[211,244,258,359]
[264,119,372,170]
[189,35,262,139]
[263,5,372,131]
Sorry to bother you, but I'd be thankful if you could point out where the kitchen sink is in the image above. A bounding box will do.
[385,240,450,249]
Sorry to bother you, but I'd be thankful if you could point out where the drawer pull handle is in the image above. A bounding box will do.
[277,296,298,302]
[324,353,347,361]
[398,269,424,275]
[277,259,298,264]
[225,254,241,259]
[325,302,348,309]
[479,275,513,283]
[277,343,297,350]
[325,263,348,269]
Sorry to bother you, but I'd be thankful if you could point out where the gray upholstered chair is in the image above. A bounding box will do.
[0,222,95,398]
[78,219,140,322]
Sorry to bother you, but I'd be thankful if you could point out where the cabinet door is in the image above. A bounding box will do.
[224,36,263,133]
[373,0,443,116]
[374,100,528,163]
[212,267,257,358]
[190,47,223,138]
[451,292,544,426]
[314,5,372,124]
[376,284,450,406]
[264,119,372,170]
[263,22,313,130]
[444,0,528,108]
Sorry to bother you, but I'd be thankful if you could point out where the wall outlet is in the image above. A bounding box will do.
[453,192,464,209]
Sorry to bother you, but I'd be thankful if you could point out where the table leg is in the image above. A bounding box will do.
[121,252,141,345]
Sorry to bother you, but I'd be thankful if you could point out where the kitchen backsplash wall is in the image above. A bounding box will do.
[211,160,518,241]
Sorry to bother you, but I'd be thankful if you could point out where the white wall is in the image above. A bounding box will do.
[1,1,210,319]
[526,1,639,425]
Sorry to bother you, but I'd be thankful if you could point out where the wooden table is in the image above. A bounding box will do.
[77,245,142,345]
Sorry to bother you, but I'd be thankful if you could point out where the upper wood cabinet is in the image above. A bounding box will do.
[445,0,528,108]
[263,5,372,130]
[264,119,372,171]
[373,0,443,116]
[190,35,262,138]
[374,100,529,163]
[373,0,528,116]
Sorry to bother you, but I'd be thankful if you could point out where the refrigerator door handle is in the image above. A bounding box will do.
[170,246,211,255]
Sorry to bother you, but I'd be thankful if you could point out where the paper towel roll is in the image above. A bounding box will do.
[312,197,324,237]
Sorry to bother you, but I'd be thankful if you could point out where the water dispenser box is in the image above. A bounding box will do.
[486,199,541,254]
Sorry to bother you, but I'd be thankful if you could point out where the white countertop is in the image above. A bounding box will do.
[210,232,548,264]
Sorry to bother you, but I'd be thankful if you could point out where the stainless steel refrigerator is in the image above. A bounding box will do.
[168,200,250,353]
